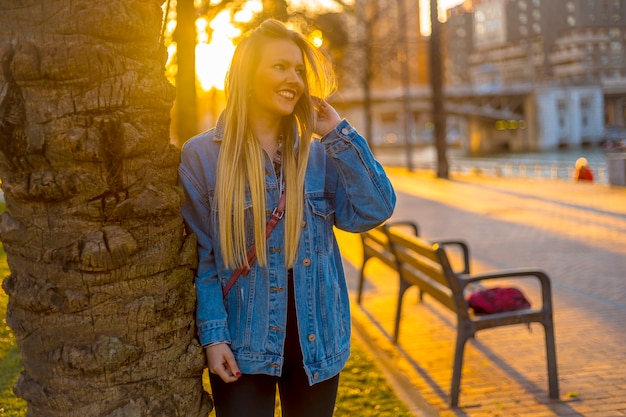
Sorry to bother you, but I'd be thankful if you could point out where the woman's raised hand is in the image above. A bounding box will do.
[313,96,341,137]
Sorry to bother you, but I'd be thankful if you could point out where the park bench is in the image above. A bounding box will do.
[358,223,559,407]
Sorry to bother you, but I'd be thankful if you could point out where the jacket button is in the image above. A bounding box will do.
[301,221,306,228]
[308,334,316,342]
[313,372,319,379]
[341,127,350,135]
[302,258,311,266]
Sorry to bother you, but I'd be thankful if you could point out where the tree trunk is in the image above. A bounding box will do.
[397,0,414,171]
[174,0,198,146]
[0,1,212,416]
[429,0,449,179]
[358,0,379,150]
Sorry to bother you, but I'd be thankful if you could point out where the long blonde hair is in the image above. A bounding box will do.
[216,19,336,269]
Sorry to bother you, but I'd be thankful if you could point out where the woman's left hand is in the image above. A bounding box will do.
[313,97,341,137]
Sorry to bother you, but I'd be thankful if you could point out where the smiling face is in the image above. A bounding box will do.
[248,38,306,124]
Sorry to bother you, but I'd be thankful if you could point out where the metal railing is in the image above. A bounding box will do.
[400,159,607,183]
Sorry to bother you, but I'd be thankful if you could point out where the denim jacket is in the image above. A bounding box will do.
[178,117,395,385]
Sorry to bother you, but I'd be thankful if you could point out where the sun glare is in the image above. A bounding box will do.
[420,0,465,36]
[192,0,339,91]
[288,0,345,11]
[309,29,324,48]
[235,0,262,22]
[195,11,241,90]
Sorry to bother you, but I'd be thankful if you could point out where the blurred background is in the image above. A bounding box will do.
[162,0,626,183]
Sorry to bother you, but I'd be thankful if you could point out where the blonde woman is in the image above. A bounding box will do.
[179,19,395,417]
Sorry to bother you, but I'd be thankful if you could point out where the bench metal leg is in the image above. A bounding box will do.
[450,329,472,407]
[357,258,369,305]
[543,320,560,399]
[393,280,412,344]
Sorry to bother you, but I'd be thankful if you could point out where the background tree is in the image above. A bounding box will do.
[328,0,388,149]
[397,0,415,171]
[0,1,213,416]
[325,0,408,152]
[174,0,199,145]
[429,0,449,178]
[171,0,234,145]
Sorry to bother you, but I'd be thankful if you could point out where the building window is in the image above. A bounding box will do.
[581,98,591,127]
[558,100,567,129]
[581,98,591,110]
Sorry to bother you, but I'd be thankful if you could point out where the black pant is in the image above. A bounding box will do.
[209,273,340,417]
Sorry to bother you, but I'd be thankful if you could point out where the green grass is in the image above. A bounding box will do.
[334,340,414,416]
[0,199,412,416]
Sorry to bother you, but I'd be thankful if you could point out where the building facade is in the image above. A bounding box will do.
[333,0,626,154]
[445,0,626,152]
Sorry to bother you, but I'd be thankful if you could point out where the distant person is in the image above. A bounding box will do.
[574,157,594,182]
[178,19,396,417]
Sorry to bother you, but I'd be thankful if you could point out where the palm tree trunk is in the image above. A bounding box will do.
[0,1,212,416]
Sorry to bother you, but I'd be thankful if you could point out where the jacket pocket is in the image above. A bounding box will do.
[306,194,335,254]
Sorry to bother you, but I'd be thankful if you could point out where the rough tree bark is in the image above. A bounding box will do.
[0,1,212,416]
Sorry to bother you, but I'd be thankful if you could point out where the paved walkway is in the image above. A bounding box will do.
[337,167,626,417]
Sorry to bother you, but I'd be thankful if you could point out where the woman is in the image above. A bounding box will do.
[179,19,395,417]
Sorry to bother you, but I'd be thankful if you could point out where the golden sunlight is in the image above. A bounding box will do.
[193,0,336,91]
[194,12,235,90]
[308,29,324,48]
[288,0,344,11]
[420,0,465,36]
[195,11,241,90]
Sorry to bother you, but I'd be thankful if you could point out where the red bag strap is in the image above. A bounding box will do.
[222,190,286,297]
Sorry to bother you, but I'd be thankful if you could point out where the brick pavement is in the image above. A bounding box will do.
[338,168,626,417]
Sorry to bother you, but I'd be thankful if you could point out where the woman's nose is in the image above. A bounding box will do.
[286,68,301,83]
